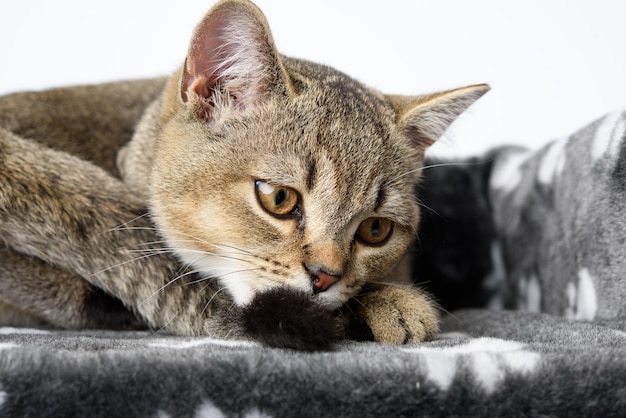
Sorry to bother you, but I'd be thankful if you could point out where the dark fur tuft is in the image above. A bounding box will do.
[240,287,344,351]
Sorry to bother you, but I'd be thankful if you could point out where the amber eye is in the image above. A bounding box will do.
[356,217,394,246]
[255,180,299,217]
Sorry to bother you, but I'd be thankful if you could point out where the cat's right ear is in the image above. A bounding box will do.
[180,0,291,121]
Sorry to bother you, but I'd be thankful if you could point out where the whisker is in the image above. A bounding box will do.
[340,302,356,316]
[108,211,151,233]
[91,252,167,277]
[126,248,176,255]
[397,160,488,180]
[132,239,200,247]
[226,302,238,317]
[127,246,249,258]
[413,279,432,287]
[223,327,237,340]
[110,226,256,257]
[152,306,186,335]
[436,304,459,325]
[349,296,366,309]
[362,280,415,289]
[201,285,229,317]
[413,233,423,253]
[137,247,253,259]
[139,268,203,307]
[415,197,442,219]
[123,246,255,266]
[184,267,263,286]
[101,244,251,281]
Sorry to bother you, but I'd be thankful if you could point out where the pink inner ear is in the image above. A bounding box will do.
[181,11,233,103]
[187,74,211,100]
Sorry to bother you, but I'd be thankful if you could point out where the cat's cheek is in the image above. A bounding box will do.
[355,244,409,285]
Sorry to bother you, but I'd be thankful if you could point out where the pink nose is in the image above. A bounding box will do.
[312,271,340,293]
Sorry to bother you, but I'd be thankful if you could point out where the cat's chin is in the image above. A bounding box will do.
[238,287,344,351]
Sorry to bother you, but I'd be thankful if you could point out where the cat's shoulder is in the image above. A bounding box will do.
[0,78,166,173]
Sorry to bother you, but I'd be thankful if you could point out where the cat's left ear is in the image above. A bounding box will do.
[386,84,489,149]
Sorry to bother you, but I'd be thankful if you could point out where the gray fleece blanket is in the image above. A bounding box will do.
[1,110,625,417]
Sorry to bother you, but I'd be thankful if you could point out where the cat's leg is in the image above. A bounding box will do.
[0,246,143,330]
[0,128,238,337]
[346,257,438,344]
[0,298,51,328]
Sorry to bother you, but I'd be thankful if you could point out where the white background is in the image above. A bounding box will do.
[1,0,625,157]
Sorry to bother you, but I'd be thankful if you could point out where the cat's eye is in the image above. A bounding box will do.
[356,217,393,246]
[255,180,300,217]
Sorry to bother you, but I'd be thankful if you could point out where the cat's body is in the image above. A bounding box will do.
[0,0,487,349]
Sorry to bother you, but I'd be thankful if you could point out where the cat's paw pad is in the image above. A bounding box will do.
[349,286,438,344]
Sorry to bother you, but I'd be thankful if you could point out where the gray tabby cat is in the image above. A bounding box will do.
[0,0,488,349]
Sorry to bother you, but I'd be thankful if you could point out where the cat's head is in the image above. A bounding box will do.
[150,0,488,309]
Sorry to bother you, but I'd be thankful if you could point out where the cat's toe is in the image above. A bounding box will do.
[349,286,438,344]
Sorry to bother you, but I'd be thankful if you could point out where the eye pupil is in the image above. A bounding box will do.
[275,189,287,206]
[370,219,381,235]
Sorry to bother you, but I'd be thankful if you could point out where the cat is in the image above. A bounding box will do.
[0,0,488,349]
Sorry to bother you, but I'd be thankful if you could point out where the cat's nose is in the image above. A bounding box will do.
[306,265,341,294]
[312,271,340,294]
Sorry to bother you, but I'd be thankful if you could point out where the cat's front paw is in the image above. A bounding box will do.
[347,286,438,344]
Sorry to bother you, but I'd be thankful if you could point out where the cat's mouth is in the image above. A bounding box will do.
[222,271,348,311]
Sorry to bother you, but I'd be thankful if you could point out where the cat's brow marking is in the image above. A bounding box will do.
[305,157,317,191]
[374,186,386,211]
